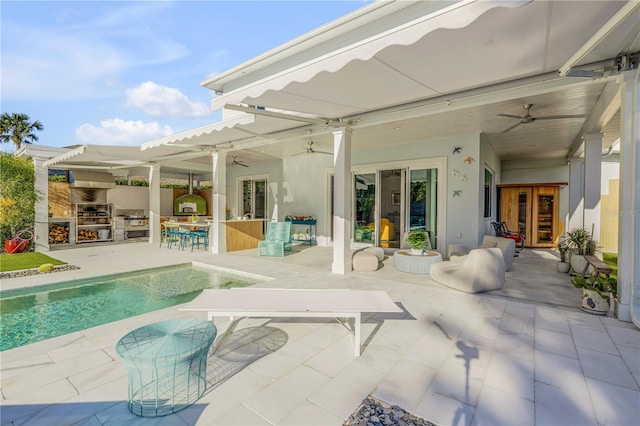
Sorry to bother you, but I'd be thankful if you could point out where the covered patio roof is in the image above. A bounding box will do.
[171,0,638,163]
[44,144,217,180]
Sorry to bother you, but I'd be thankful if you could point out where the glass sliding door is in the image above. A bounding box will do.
[354,173,375,243]
[240,178,267,219]
[408,168,438,249]
[378,168,404,248]
[330,160,442,250]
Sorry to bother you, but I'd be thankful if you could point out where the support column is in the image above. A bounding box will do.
[567,158,584,231]
[583,133,603,240]
[617,69,640,326]
[33,155,49,252]
[148,164,161,245]
[211,151,227,254]
[332,128,352,274]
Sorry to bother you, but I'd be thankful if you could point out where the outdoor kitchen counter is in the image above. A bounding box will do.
[224,219,267,252]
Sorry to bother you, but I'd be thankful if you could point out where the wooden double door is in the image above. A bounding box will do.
[498,185,560,248]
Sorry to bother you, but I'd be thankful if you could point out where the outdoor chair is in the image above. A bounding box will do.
[258,221,293,256]
[184,229,208,252]
[491,221,525,251]
[481,235,516,271]
[160,223,185,249]
[430,247,505,293]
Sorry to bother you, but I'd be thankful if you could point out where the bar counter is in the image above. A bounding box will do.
[224,219,266,252]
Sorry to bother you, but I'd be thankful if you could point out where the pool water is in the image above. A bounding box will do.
[0,264,263,351]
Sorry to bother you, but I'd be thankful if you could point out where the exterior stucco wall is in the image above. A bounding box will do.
[480,133,501,242]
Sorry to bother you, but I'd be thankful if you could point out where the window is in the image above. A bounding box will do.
[484,168,493,218]
[239,177,267,219]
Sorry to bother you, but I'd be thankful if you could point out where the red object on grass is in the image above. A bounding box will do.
[4,238,28,254]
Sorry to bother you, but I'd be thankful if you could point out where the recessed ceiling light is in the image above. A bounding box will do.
[527,144,536,147]
[394,127,401,131]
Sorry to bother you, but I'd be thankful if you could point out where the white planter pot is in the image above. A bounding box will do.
[556,261,571,273]
[570,254,592,276]
[580,289,610,315]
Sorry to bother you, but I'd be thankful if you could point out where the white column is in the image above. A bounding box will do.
[332,128,352,274]
[567,158,584,231]
[33,155,49,252]
[616,69,640,325]
[211,151,227,254]
[148,164,161,245]
[583,133,603,241]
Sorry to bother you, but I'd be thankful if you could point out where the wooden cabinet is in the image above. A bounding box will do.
[498,185,561,248]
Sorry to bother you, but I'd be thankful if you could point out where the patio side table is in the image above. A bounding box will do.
[115,318,217,417]
[393,250,443,274]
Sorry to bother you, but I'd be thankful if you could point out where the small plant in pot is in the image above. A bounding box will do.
[571,272,617,315]
[565,227,595,275]
[555,236,571,273]
[407,229,429,255]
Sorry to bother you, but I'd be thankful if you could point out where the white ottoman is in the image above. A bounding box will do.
[352,250,380,272]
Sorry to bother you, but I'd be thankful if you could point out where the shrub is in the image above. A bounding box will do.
[0,152,39,244]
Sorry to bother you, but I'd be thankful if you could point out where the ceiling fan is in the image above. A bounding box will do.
[293,140,332,156]
[498,104,587,133]
[230,155,249,167]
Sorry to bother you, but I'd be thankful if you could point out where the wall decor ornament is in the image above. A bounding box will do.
[453,190,462,197]
[464,156,475,164]
[453,146,462,154]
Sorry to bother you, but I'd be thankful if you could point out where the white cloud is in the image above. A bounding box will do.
[2,3,188,101]
[75,118,173,146]
[125,82,209,119]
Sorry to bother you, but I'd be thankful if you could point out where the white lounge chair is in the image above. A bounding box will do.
[180,288,402,356]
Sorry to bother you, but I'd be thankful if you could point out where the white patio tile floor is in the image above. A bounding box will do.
[1,243,638,425]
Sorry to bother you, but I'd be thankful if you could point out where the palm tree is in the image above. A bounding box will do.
[0,113,44,150]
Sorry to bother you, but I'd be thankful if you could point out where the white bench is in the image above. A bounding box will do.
[179,288,402,356]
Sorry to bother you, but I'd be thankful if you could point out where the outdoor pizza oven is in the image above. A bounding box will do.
[174,194,207,216]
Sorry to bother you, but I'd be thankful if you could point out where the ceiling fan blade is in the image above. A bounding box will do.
[313,150,333,155]
[502,122,523,133]
[534,114,587,120]
[237,162,249,167]
[497,113,523,119]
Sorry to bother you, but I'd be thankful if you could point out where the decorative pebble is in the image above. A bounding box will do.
[345,395,433,426]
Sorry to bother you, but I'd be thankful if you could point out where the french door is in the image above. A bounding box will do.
[352,166,438,250]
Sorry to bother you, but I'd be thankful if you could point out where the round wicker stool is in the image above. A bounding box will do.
[116,318,217,417]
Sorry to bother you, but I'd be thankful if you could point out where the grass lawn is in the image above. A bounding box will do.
[602,252,618,279]
[0,252,67,272]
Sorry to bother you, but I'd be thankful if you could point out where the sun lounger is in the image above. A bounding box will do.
[179,288,402,356]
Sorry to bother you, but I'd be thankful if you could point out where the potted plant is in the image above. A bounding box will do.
[407,229,429,255]
[565,227,595,275]
[556,236,571,273]
[571,272,617,315]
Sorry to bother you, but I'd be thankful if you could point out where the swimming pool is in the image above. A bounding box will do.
[0,263,266,351]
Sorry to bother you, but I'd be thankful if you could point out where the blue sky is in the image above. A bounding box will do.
[1,1,367,150]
